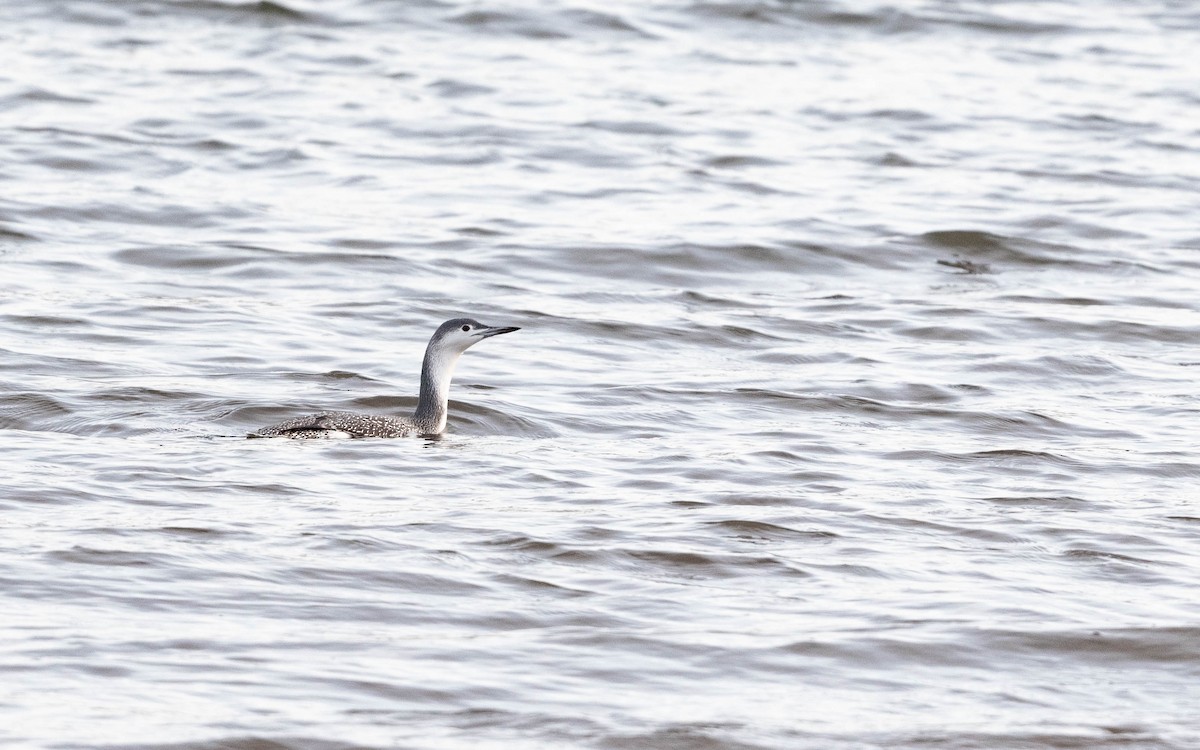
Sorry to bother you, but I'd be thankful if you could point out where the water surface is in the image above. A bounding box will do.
[2,1,1198,748]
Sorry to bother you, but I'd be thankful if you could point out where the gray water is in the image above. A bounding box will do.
[2,1,1199,748]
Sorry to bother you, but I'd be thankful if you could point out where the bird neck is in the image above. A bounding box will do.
[413,347,462,434]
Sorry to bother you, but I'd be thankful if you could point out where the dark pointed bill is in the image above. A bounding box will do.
[478,325,520,338]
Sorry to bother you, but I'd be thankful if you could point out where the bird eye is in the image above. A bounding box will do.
[461,324,471,332]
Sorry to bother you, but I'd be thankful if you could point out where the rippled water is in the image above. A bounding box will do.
[3,1,1199,748]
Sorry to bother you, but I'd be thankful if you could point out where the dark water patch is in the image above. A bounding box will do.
[232,146,310,169]
[547,631,731,669]
[427,78,495,99]
[980,495,1088,507]
[4,483,120,508]
[677,289,771,312]
[1060,112,1159,134]
[324,237,404,252]
[741,392,1120,442]
[839,383,966,405]
[619,477,685,492]
[65,524,247,546]
[188,137,239,152]
[720,485,845,504]
[706,519,837,543]
[489,573,593,598]
[624,549,810,579]
[0,393,73,430]
[320,370,384,384]
[1016,164,1195,194]
[290,566,489,596]
[988,315,1200,345]
[599,725,771,750]
[966,448,1079,464]
[129,117,187,134]
[563,8,650,36]
[527,144,636,169]
[91,386,205,404]
[32,202,250,229]
[682,1,921,34]
[2,313,92,329]
[447,7,652,40]
[46,547,173,568]
[455,225,507,237]
[883,449,1085,475]
[358,120,539,149]
[868,108,936,123]
[874,151,924,168]
[114,242,427,278]
[77,663,134,678]
[744,449,806,464]
[299,533,404,553]
[921,7,1078,35]
[582,120,683,137]
[686,2,793,25]
[548,241,861,284]
[30,156,119,174]
[158,0,314,25]
[670,499,711,509]
[781,635,989,670]
[293,53,375,69]
[485,533,561,555]
[727,389,850,413]
[544,186,660,202]
[93,737,372,750]
[702,175,788,196]
[980,627,1200,666]
[701,154,784,169]
[1122,459,1200,480]
[971,410,1136,441]
[1062,548,1162,567]
[196,112,272,132]
[855,514,1021,545]
[916,230,1113,270]
[969,354,1127,381]
[997,294,1110,307]
[869,727,1175,750]
[284,246,441,274]
[98,35,161,52]
[1055,318,1198,345]
[160,526,239,539]
[3,87,93,107]
[1015,213,1148,242]
[703,320,796,345]
[323,676,469,706]
[16,123,172,150]
[749,347,849,365]
[894,322,998,341]
[447,10,571,40]
[0,225,38,241]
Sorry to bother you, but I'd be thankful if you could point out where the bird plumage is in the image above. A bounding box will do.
[250,317,519,439]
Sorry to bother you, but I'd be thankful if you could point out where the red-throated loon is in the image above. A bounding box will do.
[250,318,520,439]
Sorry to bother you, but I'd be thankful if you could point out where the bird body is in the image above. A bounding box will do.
[248,411,421,439]
[250,317,519,439]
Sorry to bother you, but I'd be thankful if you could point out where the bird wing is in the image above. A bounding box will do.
[250,412,341,437]
[250,411,416,438]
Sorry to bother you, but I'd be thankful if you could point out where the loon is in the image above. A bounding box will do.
[250,317,519,439]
